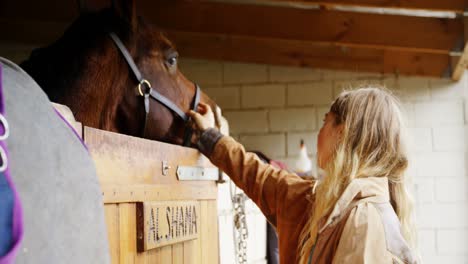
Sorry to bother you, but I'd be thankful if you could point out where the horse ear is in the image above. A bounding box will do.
[112,0,137,31]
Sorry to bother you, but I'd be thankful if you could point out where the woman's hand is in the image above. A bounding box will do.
[188,102,216,131]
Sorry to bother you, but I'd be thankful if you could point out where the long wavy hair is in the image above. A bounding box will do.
[297,87,417,263]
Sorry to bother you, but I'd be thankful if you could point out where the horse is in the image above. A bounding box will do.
[20,1,223,146]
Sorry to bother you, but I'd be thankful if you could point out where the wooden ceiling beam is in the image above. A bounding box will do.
[262,0,468,13]
[452,16,468,80]
[143,1,463,54]
[166,31,452,77]
[0,17,453,78]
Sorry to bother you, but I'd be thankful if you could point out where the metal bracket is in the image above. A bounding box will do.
[176,166,219,181]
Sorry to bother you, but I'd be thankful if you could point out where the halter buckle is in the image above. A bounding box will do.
[137,79,152,96]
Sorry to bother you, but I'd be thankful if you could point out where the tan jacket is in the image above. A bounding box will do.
[199,129,417,264]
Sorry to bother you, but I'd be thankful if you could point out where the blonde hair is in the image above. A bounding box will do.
[297,86,416,263]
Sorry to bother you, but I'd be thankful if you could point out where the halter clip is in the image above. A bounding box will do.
[137,79,152,96]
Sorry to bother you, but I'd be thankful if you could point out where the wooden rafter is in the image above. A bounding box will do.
[167,30,453,77]
[452,16,468,80]
[259,0,468,13]
[0,0,465,79]
[143,1,463,54]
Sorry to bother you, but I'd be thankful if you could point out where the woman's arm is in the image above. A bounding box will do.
[198,128,314,225]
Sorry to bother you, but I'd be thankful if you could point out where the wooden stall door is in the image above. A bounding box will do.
[84,127,219,264]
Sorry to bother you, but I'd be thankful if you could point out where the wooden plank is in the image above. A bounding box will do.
[168,31,452,77]
[119,203,137,264]
[199,201,219,264]
[183,240,196,264]
[452,17,468,80]
[160,245,173,263]
[145,248,161,264]
[265,0,468,13]
[206,200,219,264]
[143,1,463,53]
[104,204,120,264]
[83,127,216,186]
[172,243,184,264]
[101,183,217,204]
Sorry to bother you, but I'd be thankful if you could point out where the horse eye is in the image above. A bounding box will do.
[167,57,177,67]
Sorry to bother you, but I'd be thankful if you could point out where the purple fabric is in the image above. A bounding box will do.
[0,63,24,264]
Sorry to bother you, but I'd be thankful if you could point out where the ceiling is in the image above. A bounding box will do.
[1,0,467,80]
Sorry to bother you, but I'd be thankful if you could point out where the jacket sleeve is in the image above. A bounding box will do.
[332,203,392,263]
[198,129,315,226]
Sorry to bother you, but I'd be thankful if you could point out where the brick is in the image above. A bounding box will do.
[224,62,268,84]
[333,80,382,98]
[406,161,419,178]
[287,132,318,157]
[241,84,285,108]
[239,134,286,157]
[288,81,333,106]
[435,204,467,228]
[422,256,468,264]
[418,229,436,254]
[437,229,468,254]
[432,126,465,151]
[430,78,464,100]
[416,204,438,228]
[223,111,268,134]
[269,108,316,132]
[269,65,322,82]
[203,86,240,110]
[400,103,415,126]
[323,69,382,81]
[414,101,464,126]
[317,106,330,125]
[178,58,222,86]
[407,128,432,153]
[394,77,430,102]
[413,178,434,204]
[435,178,468,202]
[414,152,465,177]
[416,204,468,229]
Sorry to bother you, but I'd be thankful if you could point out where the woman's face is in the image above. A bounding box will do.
[317,111,343,169]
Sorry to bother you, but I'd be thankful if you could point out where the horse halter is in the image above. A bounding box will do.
[108,32,200,146]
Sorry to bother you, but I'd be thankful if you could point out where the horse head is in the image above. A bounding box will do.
[21,0,222,146]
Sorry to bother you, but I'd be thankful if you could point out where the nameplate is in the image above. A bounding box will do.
[137,201,200,251]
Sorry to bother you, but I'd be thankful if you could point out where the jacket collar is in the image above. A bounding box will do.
[318,177,390,233]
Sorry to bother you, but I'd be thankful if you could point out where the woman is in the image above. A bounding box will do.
[188,87,418,263]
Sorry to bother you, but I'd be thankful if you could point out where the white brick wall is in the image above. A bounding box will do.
[224,62,268,84]
[288,81,333,106]
[178,58,468,263]
[203,86,241,110]
[223,110,269,134]
[241,84,285,108]
[240,134,286,157]
[269,108,316,132]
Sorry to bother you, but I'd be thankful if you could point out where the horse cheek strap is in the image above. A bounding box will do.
[108,32,201,146]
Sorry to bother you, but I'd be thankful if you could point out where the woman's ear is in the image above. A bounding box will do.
[336,123,345,140]
[112,0,137,32]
